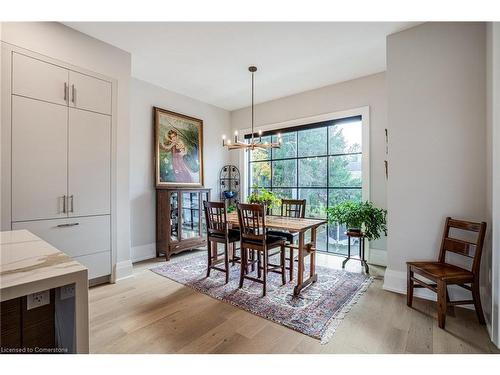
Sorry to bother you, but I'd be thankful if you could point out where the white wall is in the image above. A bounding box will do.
[0,22,133,279]
[487,22,500,347]
[384,23,489,314]
[230,72,388,262]
[130,78,231,262]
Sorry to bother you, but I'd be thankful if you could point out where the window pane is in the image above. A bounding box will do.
[250,135,272,161]
[272,159,297,187]
[272,132,297,159]
[271,188,296,200]
[329,120,362,154]
[250,161,271,188]
[299,188,327,218]
[315,224,328,252]
[327,223,349,255]
[298,127,327,157]
[329,154,362,187]
[328,188,362,207]
[270,188,297,215]
[299,157,327,187]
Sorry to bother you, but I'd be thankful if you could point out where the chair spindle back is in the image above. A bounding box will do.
[438,217,487,275]
[203,201,228,237]
[281,199,306,218]
[237,203,266,244]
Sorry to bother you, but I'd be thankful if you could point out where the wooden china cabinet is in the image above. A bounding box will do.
[156,188,211,260]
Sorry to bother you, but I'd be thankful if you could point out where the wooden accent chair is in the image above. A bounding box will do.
[237,203,286,296]
[406,217,487,329]
[267,199,306,281]
[204,201,240,284]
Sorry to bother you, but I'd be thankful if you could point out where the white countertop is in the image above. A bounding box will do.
[0,229,87,298]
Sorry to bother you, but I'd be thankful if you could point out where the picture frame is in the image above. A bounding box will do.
[154,107,204,188]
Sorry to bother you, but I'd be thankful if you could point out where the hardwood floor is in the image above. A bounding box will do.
[89,251,499,354]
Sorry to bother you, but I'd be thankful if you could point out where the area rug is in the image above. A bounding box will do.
[150,252,373,344]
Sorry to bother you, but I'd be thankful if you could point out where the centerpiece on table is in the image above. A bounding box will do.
[247,187,281,213]
[326,200,387,241]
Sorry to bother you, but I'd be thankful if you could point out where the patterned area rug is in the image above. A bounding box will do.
[150,252,372,344]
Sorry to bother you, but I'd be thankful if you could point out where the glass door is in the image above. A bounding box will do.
[170,191,179,242]
[181,192,200,240]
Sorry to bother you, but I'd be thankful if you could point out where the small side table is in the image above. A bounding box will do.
[342,231,370,274]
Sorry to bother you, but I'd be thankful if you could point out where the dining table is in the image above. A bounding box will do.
[225,212,327,296]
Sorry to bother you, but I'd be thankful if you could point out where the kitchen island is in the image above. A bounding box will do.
[1,230,89,353]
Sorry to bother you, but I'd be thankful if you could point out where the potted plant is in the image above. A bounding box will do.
[326,200,387,241]
[247,187,281,210]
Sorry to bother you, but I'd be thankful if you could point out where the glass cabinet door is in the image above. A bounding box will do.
[181,192,200,240]
[200,191,209,238]
[170,192,179,242]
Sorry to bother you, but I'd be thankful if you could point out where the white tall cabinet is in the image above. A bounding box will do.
[5,51,114,281]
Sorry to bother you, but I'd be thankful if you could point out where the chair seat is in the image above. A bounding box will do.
[243,235,284,248]
[407,261,473,281]
[208,229,240,242]
[266,230,296,243]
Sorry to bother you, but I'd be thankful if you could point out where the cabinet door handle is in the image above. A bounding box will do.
[56,223,79,228]
[62,195,66,214]
[71,84,75,104]
[69,195,74,213]
[64,82,68,101]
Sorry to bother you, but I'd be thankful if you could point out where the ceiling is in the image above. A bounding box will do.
[65,22,417,111]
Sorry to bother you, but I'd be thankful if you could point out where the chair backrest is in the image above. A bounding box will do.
[281,199,306,218]
[203,201,227,237]
[237,203,266,244]
[438,217,487,276]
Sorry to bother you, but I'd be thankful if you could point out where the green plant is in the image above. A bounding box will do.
[326,200,387,241]
[247,186,281,209]
[226,204,236,213]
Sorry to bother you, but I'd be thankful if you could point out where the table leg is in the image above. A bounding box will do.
[310,226,316,278]
[293,231,304,296]
[293,229,319,296]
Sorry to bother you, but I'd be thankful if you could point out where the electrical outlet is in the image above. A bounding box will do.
[60,284,75,300]
[27,290,50,310]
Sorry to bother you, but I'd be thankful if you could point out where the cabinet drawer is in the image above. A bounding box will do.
[12,216,110,258]
[74,251,111,279]
[69,71,111,115]
[12,52,69,106]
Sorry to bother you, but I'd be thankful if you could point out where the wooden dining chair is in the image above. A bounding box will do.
[237,203,286,296]
[204,201,240,284]
[267,199,306,281]
[406,217,487,329]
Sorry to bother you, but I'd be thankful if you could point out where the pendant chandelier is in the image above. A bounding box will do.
[222,66,281,150]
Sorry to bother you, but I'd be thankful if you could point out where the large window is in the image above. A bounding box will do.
[247,116,363,255]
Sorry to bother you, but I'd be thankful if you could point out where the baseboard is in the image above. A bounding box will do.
[368,248,387,266]
[114,259,134,281]
[383,268,474,310]
[131,242,156,263]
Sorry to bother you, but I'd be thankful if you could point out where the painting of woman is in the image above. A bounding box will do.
[154,107,204,187]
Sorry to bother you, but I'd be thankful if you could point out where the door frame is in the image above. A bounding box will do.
[1,42,118,282]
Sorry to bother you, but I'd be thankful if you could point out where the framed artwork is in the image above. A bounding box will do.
[154,107,204,187]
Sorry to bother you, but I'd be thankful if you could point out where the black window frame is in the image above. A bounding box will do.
[246,115,363,255]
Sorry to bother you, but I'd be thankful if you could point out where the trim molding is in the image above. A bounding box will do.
[114,260,134,281]
[368,248,387,267]
[131,242,156,263]
[383,268,474,310]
